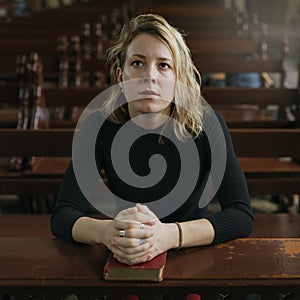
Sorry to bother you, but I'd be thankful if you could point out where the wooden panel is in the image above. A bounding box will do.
[230,128,300,157]
[195,57,283,73]
[0,237,299,300]
[0,177,62,195]
[203,87,299,106]
[247,178,300,195]
[189,39,258,56]
[165,238,300,279]
[44,87,105,107]
[0,129,74,156]
[0,128,299,157]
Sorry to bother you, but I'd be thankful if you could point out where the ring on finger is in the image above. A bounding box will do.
[139,238,147,245]
[140,223,145,230]
[118,229,126,237]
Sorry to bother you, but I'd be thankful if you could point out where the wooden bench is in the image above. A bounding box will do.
[203,86,300,128]
[2,86,298,129]
[145,1,247,32]
[0,128,299,198]
[0,236,299,299]
[0,0,125,25]
[0,4,271,82]
[0,18,284,84]
[42,85,299,129]
[0,2,293,132]
[0,59,296,130]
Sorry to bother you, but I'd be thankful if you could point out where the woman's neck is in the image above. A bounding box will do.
[129,112,170,130]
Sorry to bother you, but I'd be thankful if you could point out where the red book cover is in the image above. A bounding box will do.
[103,251,167,282]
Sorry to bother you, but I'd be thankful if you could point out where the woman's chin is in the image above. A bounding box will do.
[130,98,171,114]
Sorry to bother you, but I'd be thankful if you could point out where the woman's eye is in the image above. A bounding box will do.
[160,62,171,69]
[131,60,143,67]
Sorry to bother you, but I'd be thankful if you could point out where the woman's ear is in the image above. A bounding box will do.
[116,67,123,89]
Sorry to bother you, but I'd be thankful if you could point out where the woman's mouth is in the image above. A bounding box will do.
[139,90,159,97]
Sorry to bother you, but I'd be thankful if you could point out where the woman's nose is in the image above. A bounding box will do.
[142,76,156,84]
[143,65,156,83]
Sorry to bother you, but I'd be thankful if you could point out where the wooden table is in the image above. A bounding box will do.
[0,214,299,300]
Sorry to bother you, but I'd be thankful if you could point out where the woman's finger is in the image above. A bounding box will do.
[114,213,155,228]
[112,237,153,254]
[116,206,138,217]
[135,204,158,224]
[111,244,153,265]
[114,225,154,239]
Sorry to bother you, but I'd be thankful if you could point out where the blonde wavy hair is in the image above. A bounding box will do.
[102,14,203,140]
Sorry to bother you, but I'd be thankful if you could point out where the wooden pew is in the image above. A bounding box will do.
[1,84,298,128]
[0,34,263,57]
[0,2,292,131]
[202,86,300,128]
[0,16,282,84]
[232,128,300,196]
[0,0,281,125]
[0,34,294,129]
[0,0,126,26]
[0,129,71,196]
[195,55,288,84]
[0,3,269,82]
[0,128,299,198]
[0,236,299,299]
[43,85,300,129]
[144,1,244,32]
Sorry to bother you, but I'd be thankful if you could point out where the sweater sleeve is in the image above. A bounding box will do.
[50,162,92,242]
[51,113,104,242]
[205,111,253,244]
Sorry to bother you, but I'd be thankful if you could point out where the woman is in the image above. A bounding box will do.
[51,14,253,265]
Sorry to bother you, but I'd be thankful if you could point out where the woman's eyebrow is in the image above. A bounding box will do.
[129,54,146,59]
[129,54,173,62]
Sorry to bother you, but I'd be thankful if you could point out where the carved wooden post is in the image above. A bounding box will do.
[70,34,82,87]
[56,35,70,120]
[58,35,70,88]
[260,23,268,60]
[28,52,49,171]
[281,37,290,88]
[81,22,92,60]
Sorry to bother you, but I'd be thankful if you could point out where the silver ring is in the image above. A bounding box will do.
[139,238,147,245]
[140,223,145,230]
[118,229,126,237]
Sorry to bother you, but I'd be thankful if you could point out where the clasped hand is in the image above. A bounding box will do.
[109,204,168,265]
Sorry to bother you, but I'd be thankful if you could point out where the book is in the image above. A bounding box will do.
[103,251,167,282]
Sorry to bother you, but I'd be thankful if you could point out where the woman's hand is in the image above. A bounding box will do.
[111,204,178,265]
[109,205,155,265]
[136,204,179,256]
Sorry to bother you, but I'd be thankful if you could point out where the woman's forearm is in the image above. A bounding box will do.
[72,216,113,246]
[174,218,215,248]
[136,204,215,250]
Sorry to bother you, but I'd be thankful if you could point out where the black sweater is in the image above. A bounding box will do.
[51,110,253,244]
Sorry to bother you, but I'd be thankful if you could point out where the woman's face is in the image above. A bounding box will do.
[117,33,176,120]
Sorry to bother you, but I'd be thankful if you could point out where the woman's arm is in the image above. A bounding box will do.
[205,111,253,244]
[111,204,215,265]
[51,163,154,249]
[72,217,113,246]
